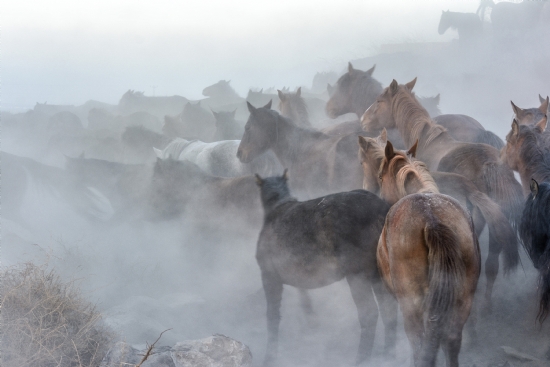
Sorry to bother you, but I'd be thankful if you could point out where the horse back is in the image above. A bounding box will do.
[257,190,389,288]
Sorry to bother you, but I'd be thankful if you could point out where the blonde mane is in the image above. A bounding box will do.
[380,150,439,198]
[391,86,447,148]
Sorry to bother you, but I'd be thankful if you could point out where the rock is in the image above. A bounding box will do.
[101,335,252,367]
[171,334,253,367]
[500,346,540,362]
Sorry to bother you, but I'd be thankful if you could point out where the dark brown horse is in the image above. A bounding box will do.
[325,63,381,119]
[361,78,524,246]
[433,114,504,150]
[254,171,396,366]
[236,101,363,198]
[358,132,518,310]
[377,143,480,367]
[501,117,550,195]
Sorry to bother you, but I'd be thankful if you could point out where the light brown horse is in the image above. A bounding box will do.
[377,142,481,367]
[501,117,550,195]
[358,131,518,310]
[511,97,549,126]
[361,79,524,249]
[277,87,312,128]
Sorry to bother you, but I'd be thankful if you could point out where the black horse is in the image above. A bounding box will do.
[254,171,396,366]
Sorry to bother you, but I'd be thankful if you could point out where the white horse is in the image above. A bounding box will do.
[154,138,282,177]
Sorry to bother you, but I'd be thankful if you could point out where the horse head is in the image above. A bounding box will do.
[237,101,274,163]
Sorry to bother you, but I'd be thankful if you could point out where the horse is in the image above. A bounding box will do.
[162,101,216,142]
[247,89,280,108]
[377,142,480,367]
[361,78,524,241]
[155,137,281,178]
[501,117,550,195]
[211,109,244,141]
[236,101,364,198]
[520,179,550,325]
[121,125,173,164]
[277,87,312,128]
[118,90,188,119]
[202,80,244,106]
[438,11,483,47]
[417,94,441,118]
[64,155,153,222]
[147,158,262,226]
[254,171,396,366]
[511,97,549,126]
[326,63,381,119]
[433,114,504,150]
[358,131,518,310]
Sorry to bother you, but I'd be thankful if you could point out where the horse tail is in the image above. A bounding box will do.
[474,130,505,150]
[422,221,466,361]
[482,161,524,236]
[466,188,519,273]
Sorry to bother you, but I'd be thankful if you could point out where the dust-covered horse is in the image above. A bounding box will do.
[438,11,483,47]
[501,117,549,195]
[277,87,312,128]
[361,78,524,244]
[254,171,396,366]
[155,137,281,178]
[358,131,518,309]
[236,101,364,198]
[377,143,480,367]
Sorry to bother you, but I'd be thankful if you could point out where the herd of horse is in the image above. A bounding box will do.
[4,58,550,366]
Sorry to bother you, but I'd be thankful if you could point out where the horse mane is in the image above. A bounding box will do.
[381,150,439,198]
[279,91,310,126]
[517,124,550,183]
[392,87,447,148]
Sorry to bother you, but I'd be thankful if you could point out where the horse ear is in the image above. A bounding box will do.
[407,139,419,158]
[282,168,289,181]
[511,119,519,136]
[263,100,273,110]
[231,108,237,117]
[247,101,256,114]
[327,83,334,94]
[434,93,440,104]
[255,174,264,186]
[539,96,549,114]
[531,178,539,198]
[348,62,354,74]
[389,80,399,96]
[259,88,263,93]
[296,87,301,97]
[153,147,163,159]
[277,90,285,101]
[358,136,369,153]
[210,109,218,118]
[510,101,525,118]
[536,115,547,132]
[377,129,387,145]
[365,65,376,76]
[384,140,396,160]
[539,94,546,105]
[405,77,417,91]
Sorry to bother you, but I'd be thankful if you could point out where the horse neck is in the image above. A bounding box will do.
[392,92,455,156]
[290,98,310,126]
[269,117,324,166]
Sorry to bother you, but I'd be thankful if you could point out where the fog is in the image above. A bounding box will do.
[3,0,550,366]
[3,0,478,110]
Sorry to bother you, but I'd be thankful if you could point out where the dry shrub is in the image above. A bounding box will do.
[0,262,115,367]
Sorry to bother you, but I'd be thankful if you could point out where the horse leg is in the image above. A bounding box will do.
[441,327,463,367]
[347,272,378,365]
[372,279,397,357]
[262,271,283,367]
[298,288,313,315]
[483,231,500,314]
[400,302,425,367]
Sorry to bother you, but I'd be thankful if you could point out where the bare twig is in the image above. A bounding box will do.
[136,328,172,367]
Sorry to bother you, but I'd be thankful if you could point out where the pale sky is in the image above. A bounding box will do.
[3,0,481,111]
